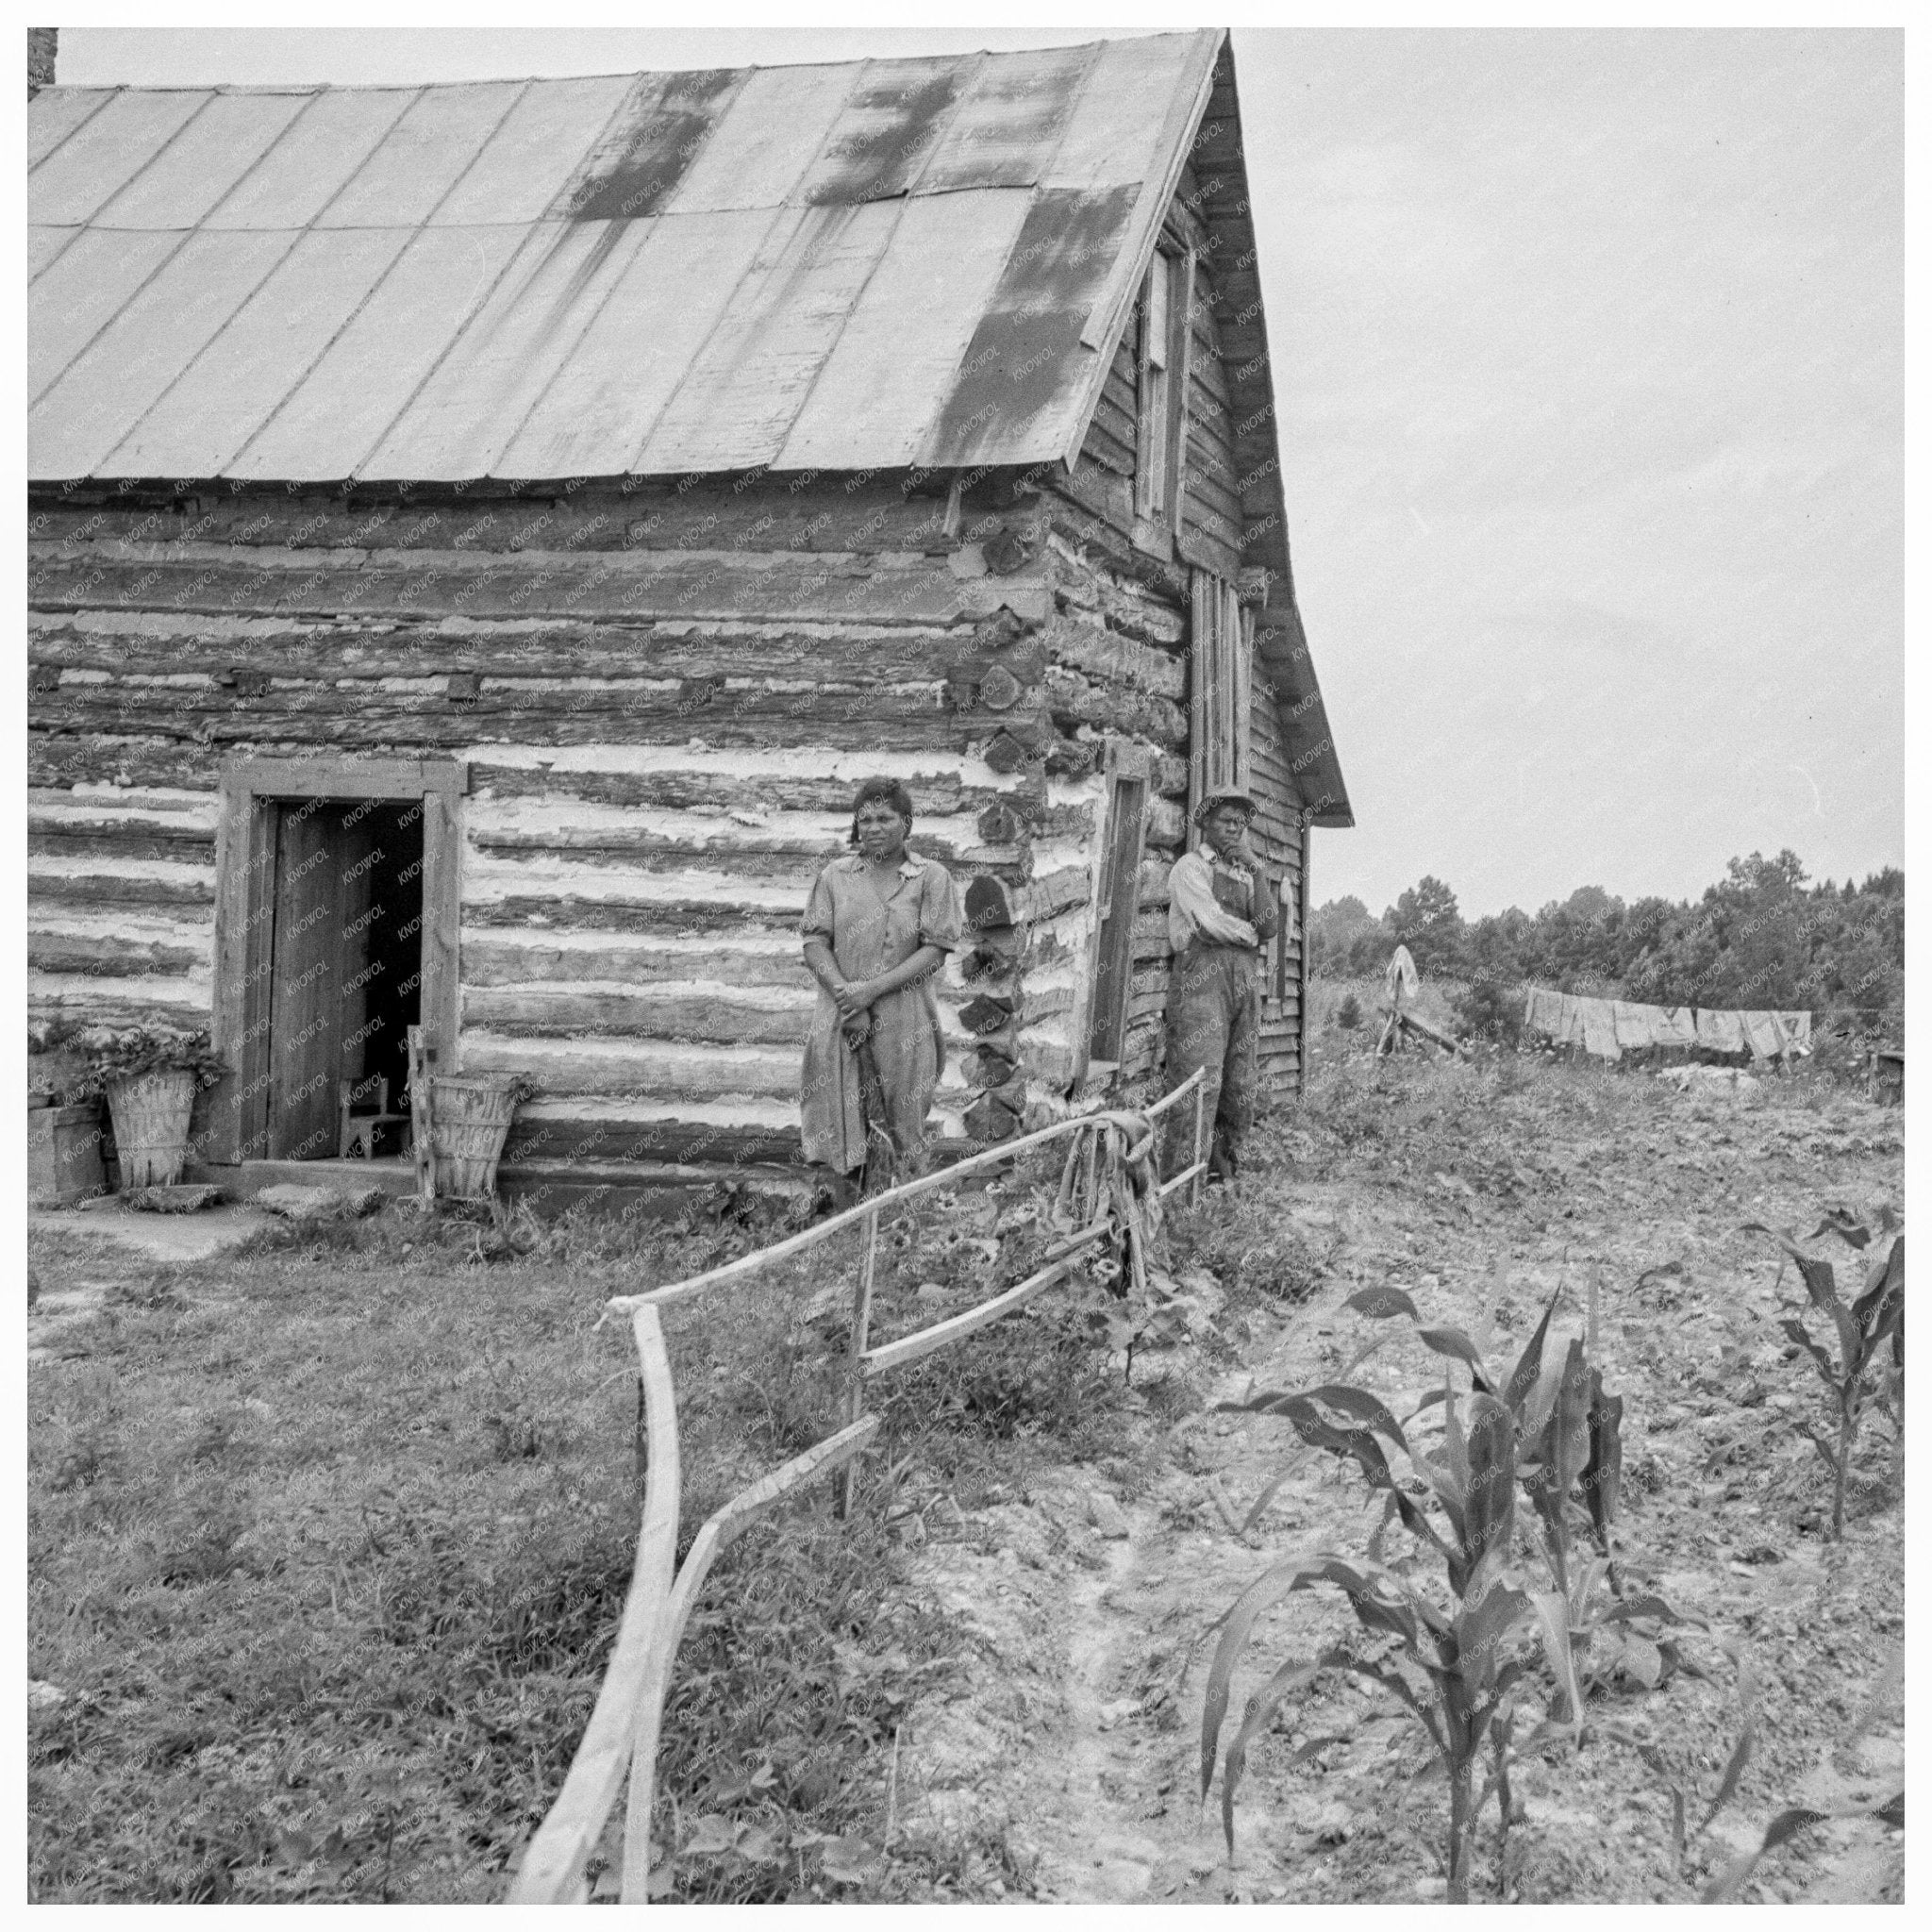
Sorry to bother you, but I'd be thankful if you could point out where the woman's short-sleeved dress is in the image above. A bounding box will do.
[800,852,964,1175]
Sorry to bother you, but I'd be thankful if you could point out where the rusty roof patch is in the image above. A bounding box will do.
[797,57,974,207]
[923,183,1137,467]
[556,67,748,222]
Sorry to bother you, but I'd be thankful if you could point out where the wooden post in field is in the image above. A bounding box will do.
[836,1208,880,1520]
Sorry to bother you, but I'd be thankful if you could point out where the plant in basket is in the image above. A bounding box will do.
[74,1025,228,1191]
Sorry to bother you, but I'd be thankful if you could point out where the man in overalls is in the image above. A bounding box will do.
[1161,789,1281,1185]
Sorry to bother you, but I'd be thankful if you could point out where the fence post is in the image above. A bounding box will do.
[836,1207,880,1520]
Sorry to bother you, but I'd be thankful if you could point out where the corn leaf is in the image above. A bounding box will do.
[1779,1317,1841,1388]
[1697,1720,1755,1835]
[1503,1290,1561,1418]
[1297,1383,1410,1450]
[1547,1338,1592,1494]
[1417,1324,1491,1381]
[1583,1370,1624,1540]
[1221,1657,1322,1855]
[1197,1549,1324,1800]
[1811,1208,1871,1249]
[1602,1592,1703,1630]
[1528,1590,1583,1740]
[1454,1577,1529,1691]
[1700,1804,1825,1901]
[1272,1396,1396,1491]
[1462,1393,1518,1583]
[1345,1286,1420,1321]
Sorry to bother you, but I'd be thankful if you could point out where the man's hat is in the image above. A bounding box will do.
[1194,787,1257,824]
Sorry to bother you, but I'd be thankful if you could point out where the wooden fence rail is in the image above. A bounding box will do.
[506,1073,1205,1904]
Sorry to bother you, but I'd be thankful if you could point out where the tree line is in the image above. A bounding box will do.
[1309,852,1904,1031]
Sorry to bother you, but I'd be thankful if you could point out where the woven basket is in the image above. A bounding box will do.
[105,1069,196,1190]
[428,1074,523,1201]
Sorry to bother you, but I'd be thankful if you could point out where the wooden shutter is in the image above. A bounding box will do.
[1190,572,1251,813]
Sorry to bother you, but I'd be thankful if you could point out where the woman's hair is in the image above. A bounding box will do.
[848,776,914,847]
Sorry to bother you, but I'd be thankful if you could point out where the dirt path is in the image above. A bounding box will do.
[891,1064,1906,1905]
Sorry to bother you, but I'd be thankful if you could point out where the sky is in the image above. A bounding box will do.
[53,22,1906,919]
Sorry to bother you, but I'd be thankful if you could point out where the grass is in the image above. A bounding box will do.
[27,1144,1142,1904]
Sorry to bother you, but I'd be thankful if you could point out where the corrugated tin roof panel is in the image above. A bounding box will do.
[228,225,529,479]
[30,228,293,477]
[29,89,211,225]
[90,89,310,230]
[491,208,774,478]
[314,81,528,229]
[203,87,417,229]
[776,187,1031,472]
[26,33,1224,482]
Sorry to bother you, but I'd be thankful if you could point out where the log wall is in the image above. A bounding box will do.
[28,476,1090,1170]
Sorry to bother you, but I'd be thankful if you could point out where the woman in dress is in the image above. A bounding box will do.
[800,778,964,1200]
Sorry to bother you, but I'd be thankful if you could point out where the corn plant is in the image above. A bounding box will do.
[1203,1289,1575,1899]
[1745,1219,1904,1538]
[1204,1280,1695,1899]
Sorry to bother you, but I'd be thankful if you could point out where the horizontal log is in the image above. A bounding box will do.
[28,615,977,688]
[30,475,1037,560]
[459,894,805,937]
[503,1116,804,1166]
[464,823,1022,881]
[458,1032,800,1100]
[1037,614,1186,702]
[461,934,812,990]
[1041,486,1190,614]
[27,931,206,976]
[29,867,216,909]
[32,691,961,755]
[28,543,1053,628]
[31,991,212,1038]
[461,985,816,1046]
[469,760,972,818]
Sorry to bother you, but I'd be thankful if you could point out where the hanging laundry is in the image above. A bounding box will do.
[1654,1006,1698,1046]
[1695,1008,1745,1053]
[1778,1010,1813,1054]
[1613,1001,1657,1050]
[1524,987,1564,1039]
[1740,1011,1792,1060]
[1577,996,1622,1060]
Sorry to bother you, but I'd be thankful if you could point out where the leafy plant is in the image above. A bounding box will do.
[73,1024,228,1088]
[1203,1279,1694,1900]
[1745,1214,1904,1538]
[1336,992,1362,1031]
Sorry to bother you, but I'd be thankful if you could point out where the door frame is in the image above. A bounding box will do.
[208,757,467,1164]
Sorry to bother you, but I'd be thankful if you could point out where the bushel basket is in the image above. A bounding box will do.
[105,1069,197,1190]
[427,1074,522,1201]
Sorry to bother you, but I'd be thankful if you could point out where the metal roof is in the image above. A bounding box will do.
[27,34,1225,484]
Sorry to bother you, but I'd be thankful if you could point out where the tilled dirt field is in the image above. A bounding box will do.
[881,1048,1906,1904]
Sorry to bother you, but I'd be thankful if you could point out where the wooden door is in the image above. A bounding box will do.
[1087,774,1148,1065]
[267,802,376,1159]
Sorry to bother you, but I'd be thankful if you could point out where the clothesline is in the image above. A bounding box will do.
[1522,988,1813,1064]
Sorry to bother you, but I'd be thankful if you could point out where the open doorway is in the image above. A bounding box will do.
[265,797,423,1159]
[212,759,463,1168]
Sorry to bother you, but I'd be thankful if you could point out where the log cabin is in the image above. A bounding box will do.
[26,28,1354,1210]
